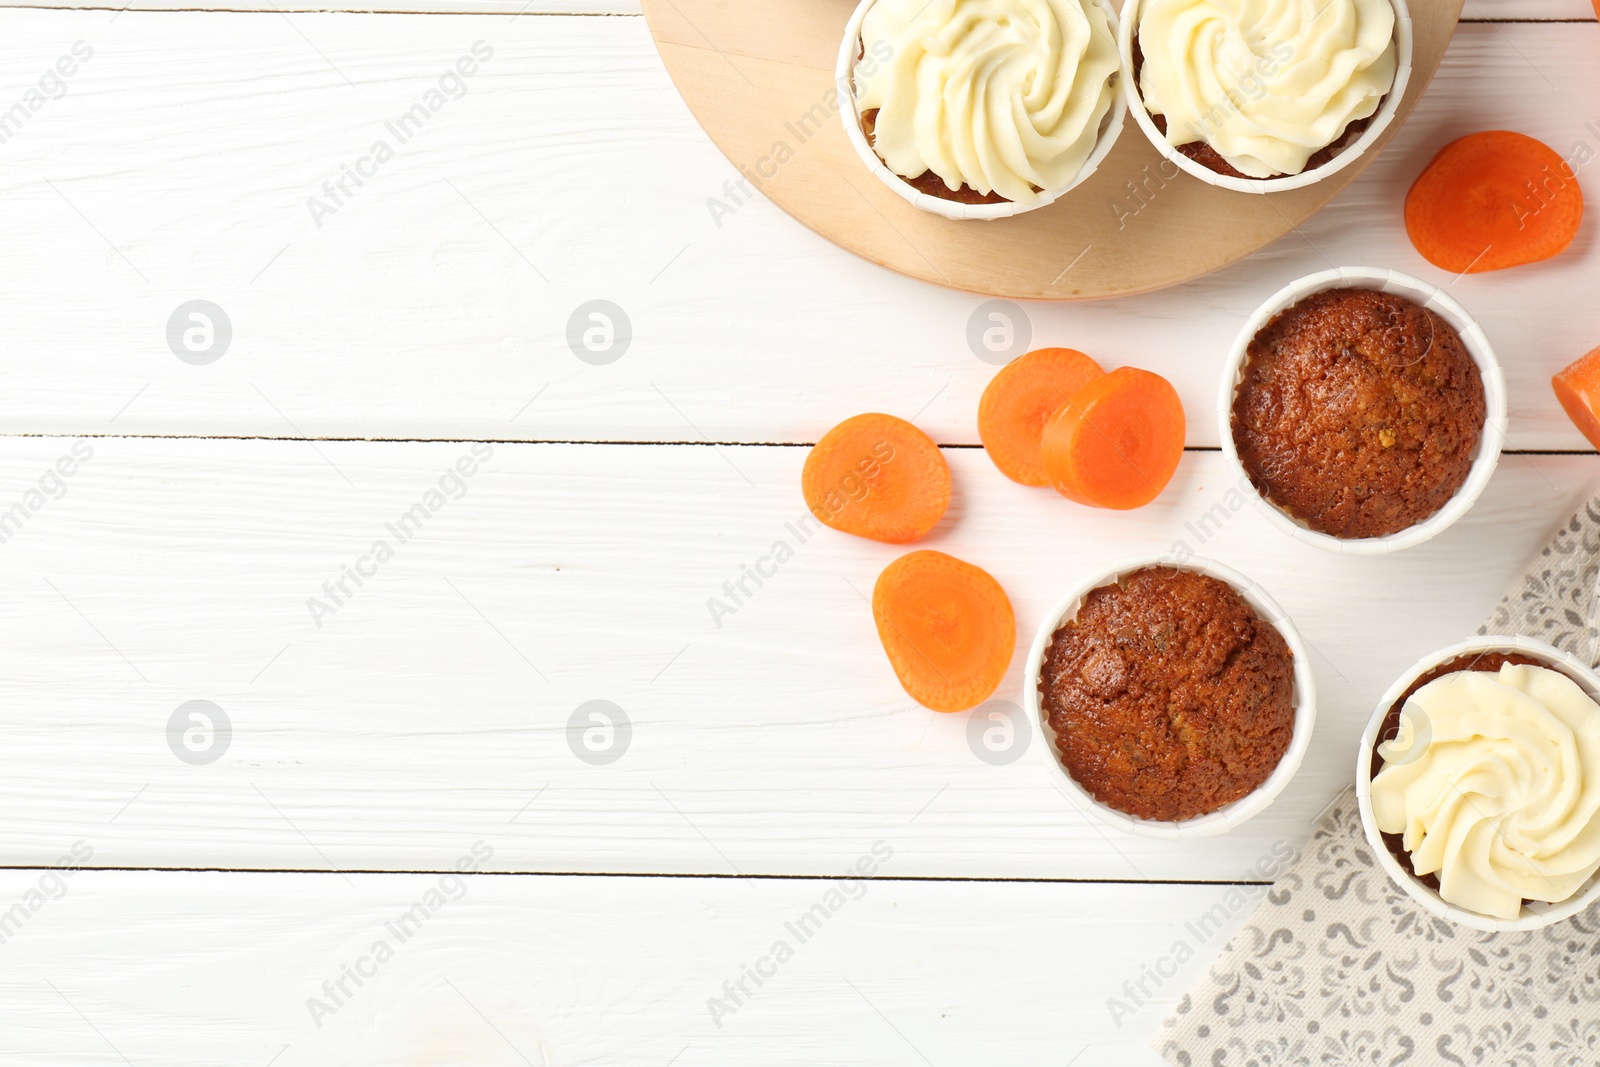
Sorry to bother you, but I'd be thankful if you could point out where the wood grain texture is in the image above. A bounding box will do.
[0,437,1591,878]
[0,16,1591,447]
[641,0,1463,300]
[0,868,1245,1064]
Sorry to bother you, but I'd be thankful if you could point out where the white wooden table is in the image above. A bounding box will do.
[0,2,1594,1063]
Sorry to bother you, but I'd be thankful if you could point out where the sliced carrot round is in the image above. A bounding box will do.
[1405,130,1583,274]
[1553,345,1600,450]
[802,413,950,543]
[872,550,1015,713]
[1040,367,1185,510]
[978,347,1106,486]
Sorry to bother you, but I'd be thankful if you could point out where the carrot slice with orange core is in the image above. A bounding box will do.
[802,413,950,544]
[1040,366,1185,510]
[872,550,1015,713]
[1405,130,1583,274]
[978,347,1106,486]
[1553,345,1600,450]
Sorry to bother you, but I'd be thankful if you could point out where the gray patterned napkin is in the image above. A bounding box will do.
[1157,494,1600,1067]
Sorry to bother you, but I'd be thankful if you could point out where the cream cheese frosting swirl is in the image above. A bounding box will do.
[1371,663,1600,919]
[1137,0,1397,178]
[853,0,1120,204]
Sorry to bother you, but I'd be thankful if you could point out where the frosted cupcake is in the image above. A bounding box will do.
[1121,0,1409,190]
[839,0,1124,219]
[1360,641,1600,928]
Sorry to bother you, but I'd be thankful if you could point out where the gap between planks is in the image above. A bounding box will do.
[0,434,1587,458]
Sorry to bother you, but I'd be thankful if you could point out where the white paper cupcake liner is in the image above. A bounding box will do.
[1355,635,1600,932]
[1024,553,1317,839]
[836,0,1127,221]
[1117,0,1414,194]
[1217,266,1507,556]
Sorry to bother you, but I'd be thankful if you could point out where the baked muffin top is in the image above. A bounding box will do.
[1231,287,1486,540]
[1041,567,1296,822]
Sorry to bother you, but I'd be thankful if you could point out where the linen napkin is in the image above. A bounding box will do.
[1156,493,1600,1067]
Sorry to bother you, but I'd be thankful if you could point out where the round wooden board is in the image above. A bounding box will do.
[643,0,1463,300]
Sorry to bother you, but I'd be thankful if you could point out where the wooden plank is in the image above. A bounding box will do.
[0,0,1579,21]
[0,867,1238,1065]
[1468,0,1593,16]
[1,438,1591,878]
[0,0,640,10]
[0,17,1591,446]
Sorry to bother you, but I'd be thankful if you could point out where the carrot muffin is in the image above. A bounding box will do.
[1231,287,1486,540]
[851,0,1119,206]
[1370,652,1600,918]
[1134,0,1397,180]
[1130,42,1374,181]
[1040,566,1295,822]
[1368,651,1542,897]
